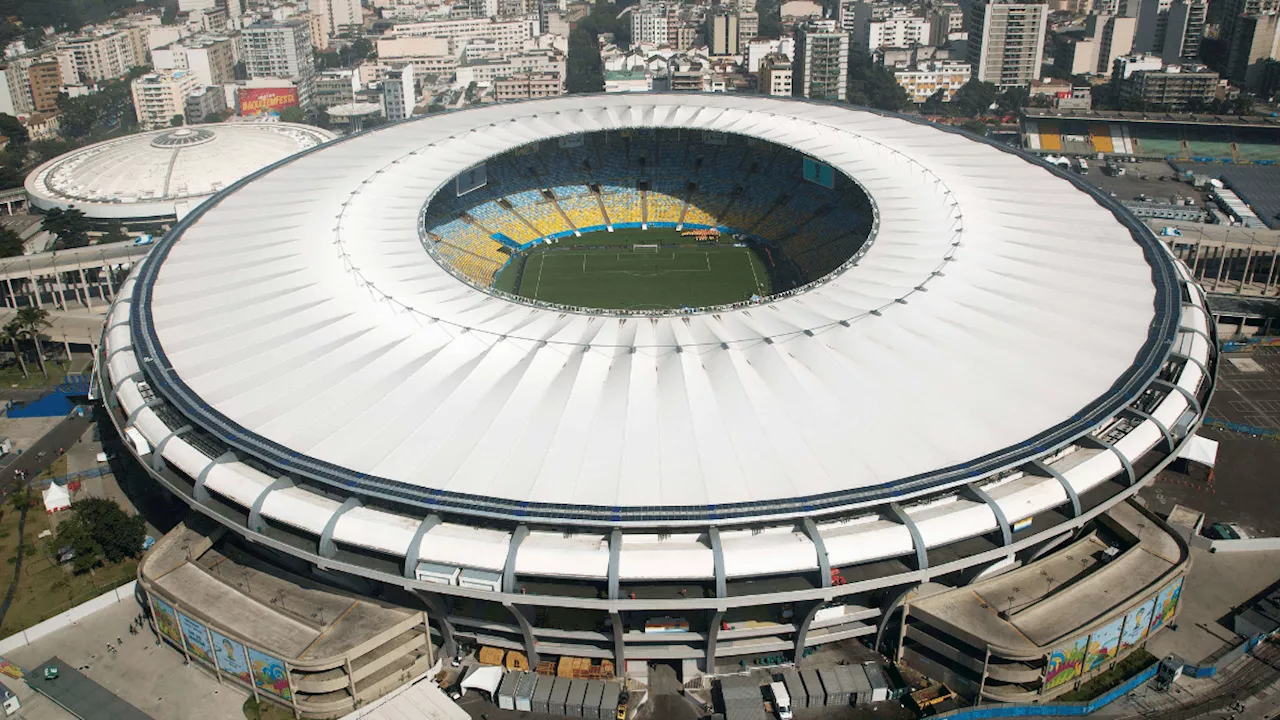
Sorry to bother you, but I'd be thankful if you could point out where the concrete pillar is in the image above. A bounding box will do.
[30,276,42,310]
[61,335,70,363]
[705,609,723,672]
[3,277,16,310]
[1191,238,1204,277]
[102,264,115,302]
[1241,245,1256,292]
[1266,252,1279,295]
[78,268,92,310]
[1214,246,1227,291]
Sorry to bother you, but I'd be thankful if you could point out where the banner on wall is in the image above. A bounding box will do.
[248,647,292,700]
[1044,634,1089,692]
[210,629,252,685]
[151,597,184,648]
[238,87,298,116]
[1118,598,1157,654]
[0,657,23,679]
[178,612,214,666]
[1085,615,1125,672]
[1148,577,1184,635]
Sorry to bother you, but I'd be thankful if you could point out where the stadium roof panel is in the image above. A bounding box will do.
[24,122,334,221]
[129,95,1178,525]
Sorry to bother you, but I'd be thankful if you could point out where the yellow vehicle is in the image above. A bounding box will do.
[616,701,627,719]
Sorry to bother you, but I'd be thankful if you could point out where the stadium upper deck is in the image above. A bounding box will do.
[98,96,1215,670]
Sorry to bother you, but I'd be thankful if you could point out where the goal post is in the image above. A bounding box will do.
[632,244,659,253]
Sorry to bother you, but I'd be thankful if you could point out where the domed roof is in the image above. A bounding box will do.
[25,122,335,221]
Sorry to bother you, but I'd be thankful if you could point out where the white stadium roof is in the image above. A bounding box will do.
[25,123,334,221]
[128,94,1180,526]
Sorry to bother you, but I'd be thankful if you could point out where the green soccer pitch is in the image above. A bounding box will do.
[496,228,771,310]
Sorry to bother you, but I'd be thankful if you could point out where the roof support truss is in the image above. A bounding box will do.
[319,497,361,559]
[249,476,294,534]
[1030,460,1081,518]
[402,514,441,579]
[889,503,927,572]
[502,525,529,594]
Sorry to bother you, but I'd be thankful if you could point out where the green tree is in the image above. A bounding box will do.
[169,114,184,127]
[0,114,27,146]
[1,320,26,379]
[279,106,308,124]
[566,28,604,93]
[100,224,130,244]
[921,88,947,115]
[15,307,49,378]
[847,51,910,112]
[996,86,1029,114]
[56,498,145,571]
[756,0,782,38]
[56,68,146,140]
[949,80,999,117]
[40,207,91,249]
[350,37,374,61]
[0,227,22,258]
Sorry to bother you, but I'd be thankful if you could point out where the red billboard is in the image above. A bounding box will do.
[239,87,298,116]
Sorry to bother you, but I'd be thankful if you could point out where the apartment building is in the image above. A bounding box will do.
[493,71,563,100]
[794,27,849,100]
[27,60,62,113]
[380,64,414,120]
[893,59,971,102]
[56,29,146,83]
[390,18,539,56]
[131,70,202,130]
[632,5,671,46]
[311,0,363,41]
[184,85,227,123]
[1114,61,1218,108]
[152,36,236,88]
[711,13,740,56]
[966,0,1048,87]
[1054,14,1136,76]
[242,20,316,107]
[455,49,565,86]
[849,5,931,51]
[757,55,793,96]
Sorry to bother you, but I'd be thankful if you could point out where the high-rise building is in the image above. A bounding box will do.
[493,72,563,100]
[892,60,972,103]
[0,60,34,116]
[738,11,759,48]
[242,20,317,107]
[1220,0,1280,59]
[380,64,414,120]
[27,60,61,113]
[965,0,1048,87]
[793,28,849,100]
[1134,0,1172,53]
[152,36,237,88]
[1225,12,1280,86]
[711,13,740,56]
[1054,14,1136,76]
[850,5,931,52]
[184,85,227,123]
[1163,0,1206,60]
[131,70,203,130]
[56,30,146,83]
[311,0,363,41]
[631,5,671,47]
[757,55,793,96]
[1113,58,1218,108]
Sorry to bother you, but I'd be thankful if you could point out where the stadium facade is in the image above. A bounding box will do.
[25,123,333,225]
[98,95,1215,711]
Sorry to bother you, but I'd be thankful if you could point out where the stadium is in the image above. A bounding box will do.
[24,122,334,225]
[97,95,1215,712]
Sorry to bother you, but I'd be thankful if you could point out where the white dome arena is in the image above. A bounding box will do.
[25,123,334,222]
[100,95,1214,669]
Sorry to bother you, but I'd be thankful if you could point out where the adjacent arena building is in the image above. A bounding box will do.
[25,122,333,225]
[97,95,1217,714]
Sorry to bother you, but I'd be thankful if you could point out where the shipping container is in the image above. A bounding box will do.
[549,677,571,715]
[817,667,846,706]
[843,664,872,705]
[497,670,520,710]
[515,672,538,712]
[781,669,807,709]
[568,678,589,716]
[533,673,554,713]
[863,662,890,702]
[800,668,824,707]
[584,679,606,719]
[600,681,621,719]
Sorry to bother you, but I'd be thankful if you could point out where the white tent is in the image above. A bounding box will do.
[42,483,70,514]
[460,666,504,698]
[1178,435,1219,467]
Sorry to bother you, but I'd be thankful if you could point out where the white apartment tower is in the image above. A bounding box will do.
[312,0,363,40]
[381,64,414,121]
[242,20,317,107]
[631,5,671,46]
[966,0,1048,87]
[794,28,849,100]
[131,70,203,130]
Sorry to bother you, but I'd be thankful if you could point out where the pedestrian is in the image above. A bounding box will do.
[117,637,122,645]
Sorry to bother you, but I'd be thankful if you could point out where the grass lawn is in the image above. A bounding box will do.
[0,353,92,391]
[507,229,768,310]
[243,697,294,720]
[0,493,138,637]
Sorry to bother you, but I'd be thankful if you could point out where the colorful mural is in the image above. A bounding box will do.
[248,648,292,700]
[1085,615,1125,672]
[0,657,23,679]
[1148,577,1184,635]
[178,612,213,666]
[151,597,183,649]
[1045,634,1090,692]
[210,629,252,685]
[1118,598,1157,654]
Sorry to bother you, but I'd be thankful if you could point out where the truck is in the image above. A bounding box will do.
[768,680,793,719]
[1154,654,1185,691]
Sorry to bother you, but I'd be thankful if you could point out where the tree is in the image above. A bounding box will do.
[996,86,1029,114]
[169,114,184,127]
[279,106,308,124]
[350,37,374,61]
[756,0,782,38]
[847,51,911,112]
[101,224,130,244]
[949,80,999,117]
[566,28,604,94]
[921,88,947,115]
[56,67,146,140]
[0,114,27,146]
[57,498,146,573]
[161,1,178,25]
[0,227,22,258]
[40,207,91,250]
[15,307,49,378]
[1,321,26,379]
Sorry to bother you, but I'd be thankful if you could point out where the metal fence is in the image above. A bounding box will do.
[932,664,1159,719]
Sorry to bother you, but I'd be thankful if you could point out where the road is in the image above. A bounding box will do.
[0,415,93,494]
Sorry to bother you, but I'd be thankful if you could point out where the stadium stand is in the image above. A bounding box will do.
[421,129,875,291]
[1038,122,1063,151]
[1089,125,1114,154]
